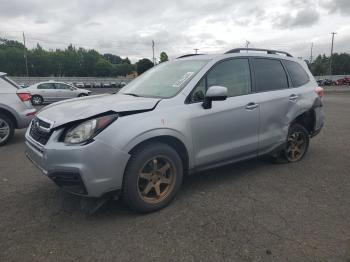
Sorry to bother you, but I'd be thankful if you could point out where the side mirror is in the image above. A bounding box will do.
[202,86,227,109]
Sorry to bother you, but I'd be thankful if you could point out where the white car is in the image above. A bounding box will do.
[26,81,91,105]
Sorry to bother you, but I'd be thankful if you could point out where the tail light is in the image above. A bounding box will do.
[314,86,324,98]
[17,93,32,102]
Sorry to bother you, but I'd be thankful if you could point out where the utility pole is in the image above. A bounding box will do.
[22,32,29,77]
[152,40,155,65]
[193,48,199,54]
[245,40,250,50]
[329,32,337,75]
[310,42,313,63]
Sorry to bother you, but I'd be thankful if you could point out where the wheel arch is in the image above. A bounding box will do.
[126,132,192,176]
[0,107,18,128]
[290,108,316,135]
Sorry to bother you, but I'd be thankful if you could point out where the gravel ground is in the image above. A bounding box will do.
[0,93,349,262]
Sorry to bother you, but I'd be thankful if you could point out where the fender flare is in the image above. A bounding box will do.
[123,128,195,169]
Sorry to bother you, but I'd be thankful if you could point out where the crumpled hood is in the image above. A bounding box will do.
[37,93,160,128]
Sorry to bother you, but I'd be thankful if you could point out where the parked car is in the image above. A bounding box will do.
[26,81,91,105]
[335,77,350,86]
[120,81,127,87]
[102,82,110,88]
[110,82,117,87]
[318,79,335,86]
[0,72,36,146]
[75,82,84,88]
[25,48,324,213]
[92,82,101,88]
[84,82,93,88]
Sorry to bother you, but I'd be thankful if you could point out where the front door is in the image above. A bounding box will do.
[188,58,259,168]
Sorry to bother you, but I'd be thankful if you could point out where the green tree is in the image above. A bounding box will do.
[122,57,131,64]
[160,51,169,63]
[135,58,154,75]
[103,53,122,64]
[113,63,135,76]
[95,58,113,76]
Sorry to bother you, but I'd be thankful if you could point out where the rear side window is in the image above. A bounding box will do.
[253,59,288,92]
[38,83,55,89]
[55,83,71,90]
[284,60,309,87]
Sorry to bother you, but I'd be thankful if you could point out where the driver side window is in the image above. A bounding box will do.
[189,58,251,103]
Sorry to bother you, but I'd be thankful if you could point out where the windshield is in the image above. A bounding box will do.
[120,59,209,98]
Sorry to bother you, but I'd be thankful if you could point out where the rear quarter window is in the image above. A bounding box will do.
[284,60,310,87]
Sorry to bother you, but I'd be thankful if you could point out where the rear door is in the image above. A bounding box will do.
[252,58,298,155]
[188,58,260,168]
[55,83,75,99]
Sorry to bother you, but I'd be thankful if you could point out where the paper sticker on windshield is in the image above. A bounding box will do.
[172,72,194,87]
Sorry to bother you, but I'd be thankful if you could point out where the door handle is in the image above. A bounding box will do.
[245,102,258,110]
[289,94,298,101]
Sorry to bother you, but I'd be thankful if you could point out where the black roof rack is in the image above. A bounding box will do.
[177,54,204,59]
[225,48,293,57]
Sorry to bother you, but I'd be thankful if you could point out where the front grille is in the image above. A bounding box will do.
[29,118,52,145]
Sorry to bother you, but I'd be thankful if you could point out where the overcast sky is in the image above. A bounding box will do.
[0,0,349,62]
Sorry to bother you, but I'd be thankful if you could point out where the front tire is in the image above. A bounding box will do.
[122,143,183,213]
[0,114,15,146]
[78,93,87,97]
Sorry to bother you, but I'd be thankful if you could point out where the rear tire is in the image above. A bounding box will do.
[122,143,183,213]
[271,124,310,163]
[78,93,87,97]
[0,113,15,146]
[31,95,43,105]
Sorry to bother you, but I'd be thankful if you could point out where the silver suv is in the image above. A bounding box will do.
[27,81,91,105]
[25,48,324,213]
[0,73,36,146]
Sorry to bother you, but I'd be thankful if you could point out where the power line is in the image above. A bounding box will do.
[310,42,313,63]
[245,40,250,49]
[22,32,29,77]
[329,32,337,75]
[152,40,155,65]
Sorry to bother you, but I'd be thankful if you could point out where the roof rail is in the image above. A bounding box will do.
[177,54,204,59]
[225,48,293,57]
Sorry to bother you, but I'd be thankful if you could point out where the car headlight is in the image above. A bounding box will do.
[64,114,118,144]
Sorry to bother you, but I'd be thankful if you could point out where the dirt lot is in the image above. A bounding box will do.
[0,93,349,262]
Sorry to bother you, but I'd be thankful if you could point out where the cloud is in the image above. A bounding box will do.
[320,0,350,15]
[273,8,320,29]
[0,0,349,61]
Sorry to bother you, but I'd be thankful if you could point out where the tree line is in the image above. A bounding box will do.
[308,53,350,76]
[2,37,349,77]
[0,38,169,77]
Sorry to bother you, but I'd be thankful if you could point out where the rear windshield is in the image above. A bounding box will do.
[0,76,19,89]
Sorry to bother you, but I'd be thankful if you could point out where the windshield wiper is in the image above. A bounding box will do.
[123,93,140,97]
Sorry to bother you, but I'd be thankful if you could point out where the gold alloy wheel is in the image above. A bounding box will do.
[285,131,307,162]
[137,156,176,204]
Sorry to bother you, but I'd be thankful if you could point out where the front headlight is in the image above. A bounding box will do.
[64,114,118,144]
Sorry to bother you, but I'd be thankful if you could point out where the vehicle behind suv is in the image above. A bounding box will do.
[25,48,324,213]
[0,73,36,146]
[27,81,91,105]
